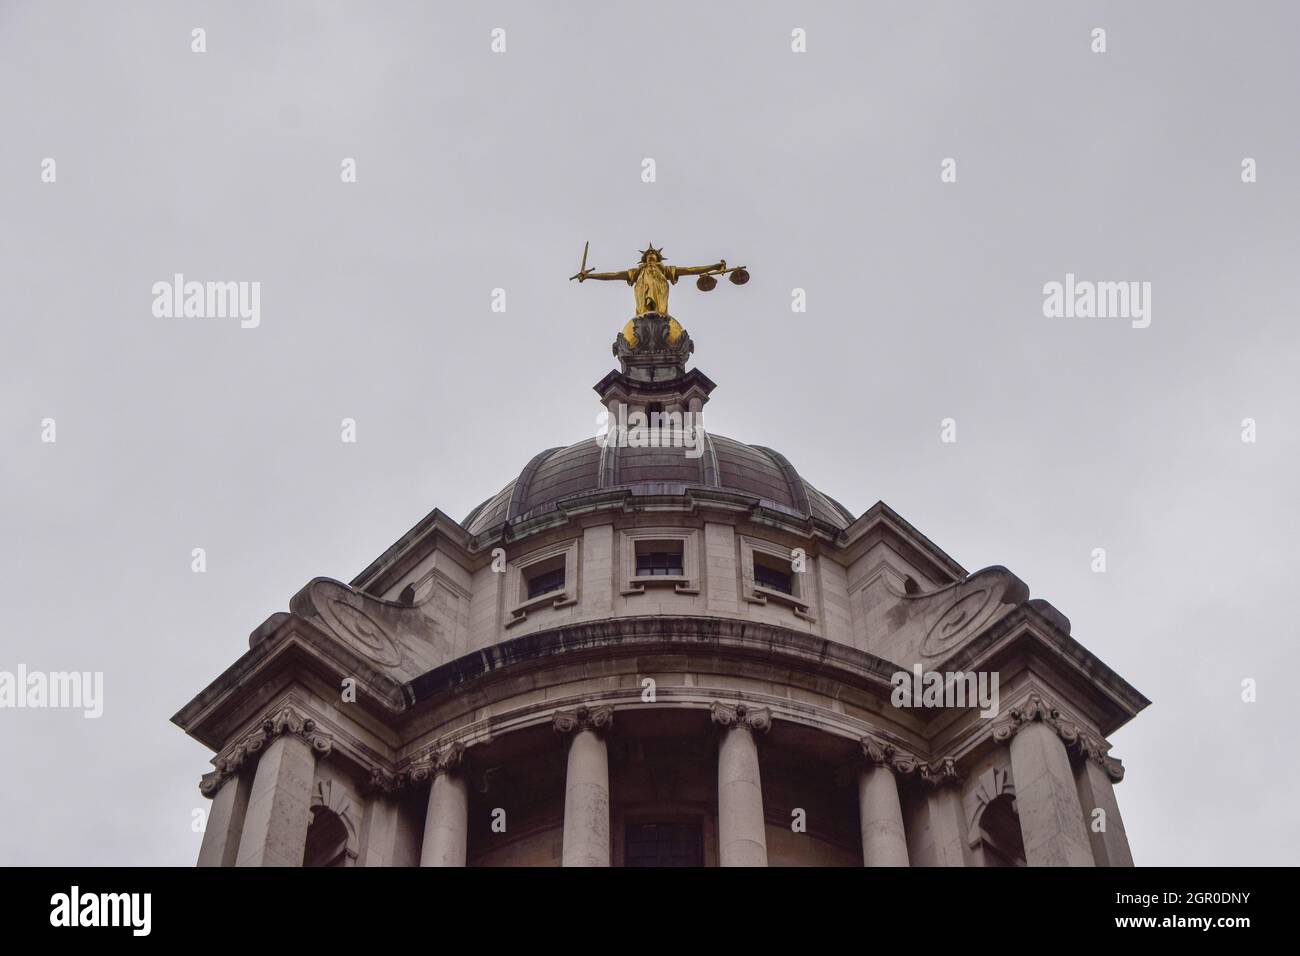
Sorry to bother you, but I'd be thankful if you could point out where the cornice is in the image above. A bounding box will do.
[172,620,407,750]
[406,615,903,707]
[349,508,479,593]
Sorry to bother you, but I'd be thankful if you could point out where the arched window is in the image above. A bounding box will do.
[303,807,350,868]
[976,794,1026,867]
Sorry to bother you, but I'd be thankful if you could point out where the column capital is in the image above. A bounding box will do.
[918,756,964,789]
[264,705,334,753]
[710,701,772,734]
[553,704,614,736]
[409,741,467,784]
[200,703,333,798]
[364,766,405,796]
[991,693,1080,748]
[860,734,918,775]
[1071,732,1126,782]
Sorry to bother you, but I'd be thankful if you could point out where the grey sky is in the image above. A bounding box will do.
[2,0,1297,865]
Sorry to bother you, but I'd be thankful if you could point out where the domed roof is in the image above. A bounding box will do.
[462,434,856,537]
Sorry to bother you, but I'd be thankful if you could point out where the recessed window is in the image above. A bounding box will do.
[624,822,703,868]
[303,808,349,868]
[506,542,580,627]
[635,540,684,577]
[621,529,699,596]
[526,563,566,599]
[753,552,793,595]
[739,535,814,620]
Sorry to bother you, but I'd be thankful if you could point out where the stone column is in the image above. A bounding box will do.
[920,758,969,867]
[197,769,251,867]
[235,706,333,867]
[993,694,1094,867]
[858,735,913,866]
[418,743,469,867]
[711,702,771,867]
[1073,743,1134,867]
[554,706,613,867]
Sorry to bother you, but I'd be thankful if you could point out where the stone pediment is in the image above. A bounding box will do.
[282,577,451,682]
[860,565,1031,667]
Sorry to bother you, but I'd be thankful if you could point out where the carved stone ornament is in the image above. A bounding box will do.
[364,767,405,796]
[991,693,1081,748]
[919,756,964,789]
[552,704,615,736]
[1071,731,1126,782]
[408,741,467,784]
[709,701,772,734]
[613,312,695,360]
[860,734,918,775]
[199,704,333,797]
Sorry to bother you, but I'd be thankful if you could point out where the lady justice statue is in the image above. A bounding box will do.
[570,243,749,316]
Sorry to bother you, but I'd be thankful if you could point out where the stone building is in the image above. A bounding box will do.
[173,308,1148,867]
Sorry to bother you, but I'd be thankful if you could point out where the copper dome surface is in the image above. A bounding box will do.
[462,434,855,536]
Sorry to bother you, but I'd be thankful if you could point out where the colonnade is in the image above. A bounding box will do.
[199,694,1130,868]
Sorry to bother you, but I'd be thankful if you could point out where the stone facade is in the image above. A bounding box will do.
[174,311,1148,867]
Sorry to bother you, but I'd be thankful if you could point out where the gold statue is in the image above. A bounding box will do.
[570,242,749,316]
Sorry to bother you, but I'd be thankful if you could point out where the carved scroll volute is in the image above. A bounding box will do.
[552,705,615,736]
[263,705,334,757]
[991,693,1080,748]
[408,741,467,785]
[860,734,917,776]
[709,701,772,734]
[1071,731,1126,782]
[198,703,333,798]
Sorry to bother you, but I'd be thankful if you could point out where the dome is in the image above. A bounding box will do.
[462,433,856,537]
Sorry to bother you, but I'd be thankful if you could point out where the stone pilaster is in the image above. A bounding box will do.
[554,706,613,867]
[858,735,913,867]
[196,770,250,868]
[711,701,771,867]
[993,694,1094,867]
[234,706,333,867]
[919,757,969,867]
[416,742,469,867]
[1072,735,1133,866]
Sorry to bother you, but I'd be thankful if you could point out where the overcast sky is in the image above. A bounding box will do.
[2,0,1297,866]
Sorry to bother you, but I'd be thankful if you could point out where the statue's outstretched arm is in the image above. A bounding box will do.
[671,260,726,278]
[573,269,633,282]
